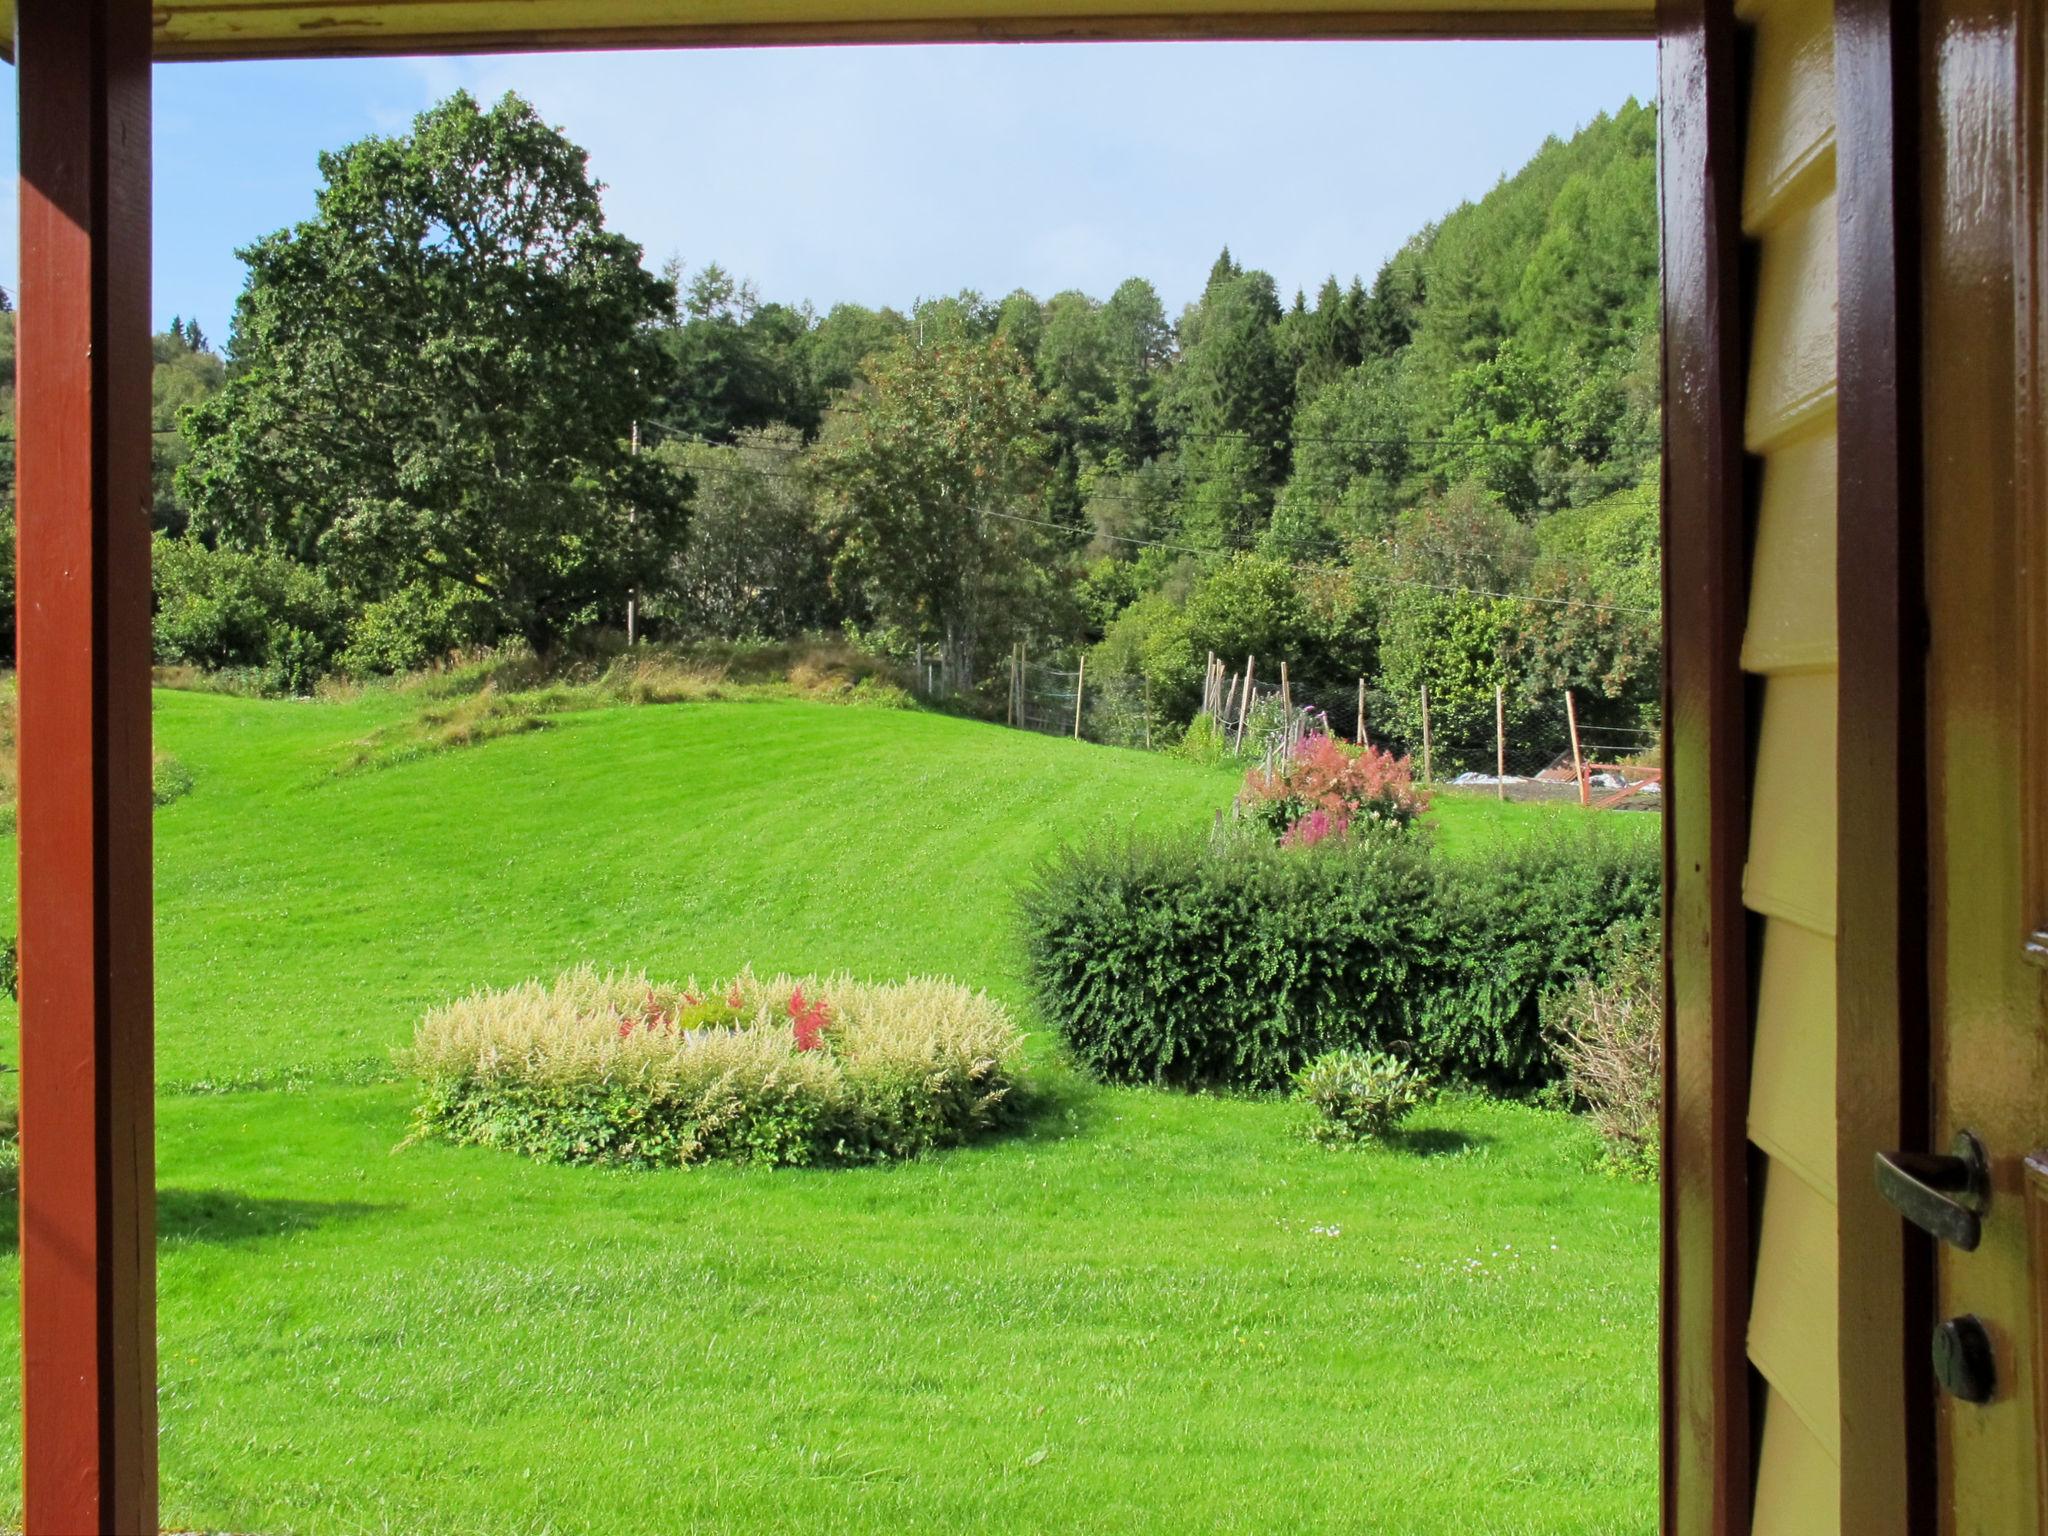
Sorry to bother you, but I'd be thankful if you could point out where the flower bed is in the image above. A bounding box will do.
[407,966,1027,1168]
[1237,735,1428,847]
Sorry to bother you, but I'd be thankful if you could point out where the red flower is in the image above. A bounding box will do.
[788,984,830,1051]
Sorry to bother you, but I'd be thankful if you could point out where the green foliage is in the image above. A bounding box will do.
[1544,937,1662,1180]
[1294,1048,1432,1144]
[177,90,681,656]
[0,934,16,1002]
[151,533,347,693]
[150,327,226,535]
[151,752,195,807]
[1018,823,1659,1091]
[816,335,1054,685]
[1168,711,1232,766]
[336,580,495,678]
[651,426,836,640]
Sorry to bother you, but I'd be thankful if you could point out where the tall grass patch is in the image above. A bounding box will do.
[407,965,1027,1167]
[1018,824,1658,1091]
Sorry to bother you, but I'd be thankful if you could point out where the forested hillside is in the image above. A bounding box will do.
[78,90,1656,768]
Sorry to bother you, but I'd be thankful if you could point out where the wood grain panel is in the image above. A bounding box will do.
[1747,1157,1842,1459]
[1736,0,1835,235]
[2022,0,2048,965]
[1742,418,1839,675]
[1659,4,1755,1532]
[0,0,1663,58]
[1746,188,1841,453]
[1831,2,1932,1532]
[1743,670,1838,935]
[1747,918,1837,1202]
[1751,1386,1841,1536]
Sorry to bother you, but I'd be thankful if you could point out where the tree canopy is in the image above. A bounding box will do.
[177,90,681,654]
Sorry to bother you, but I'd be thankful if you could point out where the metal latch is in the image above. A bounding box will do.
[1874,1130,1991,1251]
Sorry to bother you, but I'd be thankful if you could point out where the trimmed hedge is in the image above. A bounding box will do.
[1017,826,1658,1090]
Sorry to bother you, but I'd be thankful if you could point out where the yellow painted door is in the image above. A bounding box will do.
[1921,0,2048,1527]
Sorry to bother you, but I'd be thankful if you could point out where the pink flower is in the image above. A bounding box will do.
[787,985,830,1051]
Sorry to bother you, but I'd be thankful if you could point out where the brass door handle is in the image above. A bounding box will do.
[1875,1131,1990,1251]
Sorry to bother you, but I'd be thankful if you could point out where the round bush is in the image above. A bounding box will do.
[407,966,1028,1168]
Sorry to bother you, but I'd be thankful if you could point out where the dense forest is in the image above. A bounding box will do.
[12,89,1662,770]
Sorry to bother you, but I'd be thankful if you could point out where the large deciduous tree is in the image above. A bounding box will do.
[178,90,680,655]
[816,336,1050,689]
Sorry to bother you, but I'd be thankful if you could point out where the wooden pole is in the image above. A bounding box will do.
[1357,677,1367,747]
[1420,685,1433,786]
[626,420,640,646]
[1073,654,1086,741]
[18,2,161,1528]
[1495,685,1507,801]
[1236,657,1255,751]
[1566,688,1589,807]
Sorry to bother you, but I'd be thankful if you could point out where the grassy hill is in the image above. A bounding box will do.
[0,692,1657,1534]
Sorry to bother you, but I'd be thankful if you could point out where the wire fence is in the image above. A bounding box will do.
[905,643,1664,809]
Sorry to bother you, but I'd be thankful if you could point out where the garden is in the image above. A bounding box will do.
[0,677,1661,1534]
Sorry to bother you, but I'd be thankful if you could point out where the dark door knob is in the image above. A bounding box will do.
[1932,1315,1997,1404]
[1874,1130,1990,1251]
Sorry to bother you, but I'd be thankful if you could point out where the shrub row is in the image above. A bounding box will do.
[407,966,1027,1168]
[1017,825,1658,1091]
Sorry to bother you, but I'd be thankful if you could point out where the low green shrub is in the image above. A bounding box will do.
[151,534,346,693]
[151,751,195,807]
[1543,938,1662,1179]
[338,581,495,679]
[1018,825,1658,1090]
[406,966,1027,1168]
[1294,1048,1431,1144]
[1168,712,1232,766]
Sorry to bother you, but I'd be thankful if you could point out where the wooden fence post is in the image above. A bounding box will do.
[1495,685,1507,801]
[1236,656,1255,751]
[1072,655,1086,741]
[1420,685,1433,786]
[1566,688,1589,807]
[1357,677,1367,747]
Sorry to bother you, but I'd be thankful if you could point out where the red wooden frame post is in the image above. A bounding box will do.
[16,2,159,1530]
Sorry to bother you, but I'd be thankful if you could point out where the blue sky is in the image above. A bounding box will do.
[0,40,1654,342]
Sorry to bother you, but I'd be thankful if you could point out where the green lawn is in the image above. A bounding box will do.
[0,692,1658,1534]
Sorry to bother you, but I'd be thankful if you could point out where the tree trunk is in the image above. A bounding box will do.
[944,616,978,701]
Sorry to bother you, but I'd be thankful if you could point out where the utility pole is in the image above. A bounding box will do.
[626,419,640,646]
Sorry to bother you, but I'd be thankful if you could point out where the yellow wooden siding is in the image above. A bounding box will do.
[1742,418,1839,675]
[1736,0,1838,235]
[1751,1387,1841,1536]
[1743,671,1839,935]
[1746,189,1840,454]
[1747,919,1838,1202]
[1738,0,1840,1530]
[90,0,1656,59]
[1747,1161,1843,1456]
